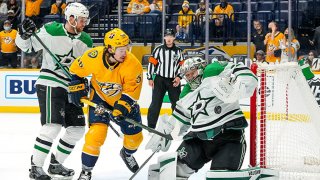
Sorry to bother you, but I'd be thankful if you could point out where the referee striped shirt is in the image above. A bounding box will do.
[147,44,184,80]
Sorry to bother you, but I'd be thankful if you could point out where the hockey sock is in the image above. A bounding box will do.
[32,124,61,167]
[55,126,85,164]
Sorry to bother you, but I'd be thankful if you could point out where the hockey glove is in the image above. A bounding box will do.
[111,109,126,124]
[68,77,89,107]
[18,18,36,40]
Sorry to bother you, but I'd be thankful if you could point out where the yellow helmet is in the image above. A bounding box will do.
[104,28,130,53]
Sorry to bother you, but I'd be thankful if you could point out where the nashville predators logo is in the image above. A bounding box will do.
[136,74,142,83]
[88,50,98,58]
[109,33,115,39]
[98,82,122,97]
[4,36,12,44]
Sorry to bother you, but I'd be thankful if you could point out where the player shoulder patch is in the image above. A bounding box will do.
[136,74,142,83]
[88,50,98,58]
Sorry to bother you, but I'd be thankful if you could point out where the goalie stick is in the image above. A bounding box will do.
[80,99,174,140]
[129,145,162,180]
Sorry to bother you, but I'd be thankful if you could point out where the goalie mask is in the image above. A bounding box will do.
[181,57,207,90]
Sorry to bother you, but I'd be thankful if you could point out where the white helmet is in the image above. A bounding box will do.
[181,57,207,90]
[64,2,90,26]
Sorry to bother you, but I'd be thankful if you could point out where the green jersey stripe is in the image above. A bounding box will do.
[57,145,71,154]
[39,75,68,87]
[34,144,50,154]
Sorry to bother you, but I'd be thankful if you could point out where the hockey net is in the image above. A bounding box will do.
[250,62,320,179]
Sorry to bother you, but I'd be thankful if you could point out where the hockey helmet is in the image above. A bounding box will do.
[181,57,207,90]
[104,28,130,54]
[164,28,175,37]
[65,2,90,25]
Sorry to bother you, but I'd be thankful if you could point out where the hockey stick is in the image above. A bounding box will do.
[80,99,173,140]
[33,33,72,79]
[32,33,123,139]
[129,145,162,180]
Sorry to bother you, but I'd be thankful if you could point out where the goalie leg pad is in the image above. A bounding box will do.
[206,167,279,180]
[176,161,195,179]
[82,123,108,156]
[123,132,143,153]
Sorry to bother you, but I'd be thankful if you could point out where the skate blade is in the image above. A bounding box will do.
[49,174,73,180]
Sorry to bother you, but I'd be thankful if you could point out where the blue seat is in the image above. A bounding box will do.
[43,15,64,24]
[189,3,198,12]
[121,23,135,38]
[231,2,242,12]
[242,2,258,12]
[258,2,275,11]
[254,11,274,22]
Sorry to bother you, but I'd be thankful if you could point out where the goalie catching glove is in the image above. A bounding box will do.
[145,114,175,152]
[68,76,89,107]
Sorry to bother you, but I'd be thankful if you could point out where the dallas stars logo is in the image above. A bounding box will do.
[188,93,214,123]
[54,48,76,71]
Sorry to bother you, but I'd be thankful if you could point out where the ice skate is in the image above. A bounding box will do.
[78,170,92,180]
[120,148,139,173]
[47,154,74,179]
[29,156,51,180]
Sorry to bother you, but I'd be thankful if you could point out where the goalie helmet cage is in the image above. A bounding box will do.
[249,62,320,179]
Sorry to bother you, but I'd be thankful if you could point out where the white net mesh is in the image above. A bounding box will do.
[253,62,320,180]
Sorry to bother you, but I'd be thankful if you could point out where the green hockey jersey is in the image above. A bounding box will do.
[16,21,93,90]
[172,62,258,139]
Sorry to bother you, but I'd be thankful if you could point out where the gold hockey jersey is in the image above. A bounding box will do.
[69,46,143,107]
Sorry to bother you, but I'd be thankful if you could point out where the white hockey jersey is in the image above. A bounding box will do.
[16,21,93,90]
[171,62,258,140]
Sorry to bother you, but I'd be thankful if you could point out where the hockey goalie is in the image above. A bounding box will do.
[146,57,278,180]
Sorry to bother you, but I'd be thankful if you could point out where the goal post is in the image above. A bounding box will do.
[250,62,320,179]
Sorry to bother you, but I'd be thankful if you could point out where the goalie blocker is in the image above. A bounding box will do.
[148,152,279,180]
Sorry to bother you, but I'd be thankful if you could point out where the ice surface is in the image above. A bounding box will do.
[0,113,249,180]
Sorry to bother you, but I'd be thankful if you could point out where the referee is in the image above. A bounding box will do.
[147,28,184,129]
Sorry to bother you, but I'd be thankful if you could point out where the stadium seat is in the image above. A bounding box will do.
[43,15,64,24]
[122,23,135,38]
[231,2,243,12]
[257,2,275,11]
[242,2,258,12]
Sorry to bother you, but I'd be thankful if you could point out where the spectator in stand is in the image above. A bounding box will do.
[311,25,320,55]
[0,20,18,68]
[212,0,234,38]
[195,0,212,40]
[127,0,151,15]
[254,50,267,63]
[7,0,20,18]
[25,0,43,28]
[176,0,194,41]
[24,49,42,69]
[252,20,266,52]
[195,0,213,22]
[149,0,162,15]
[0,0,7,17]
[50,0,67,15]
[280,27,300,62]
[264,21,285,63]
[7,10,18,29]
[306,50,318,67]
